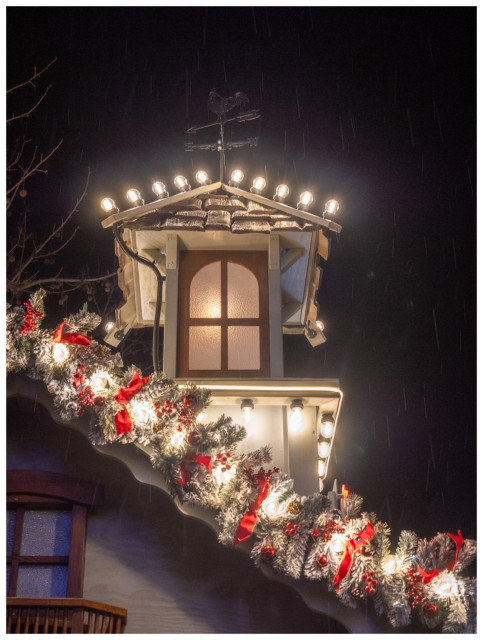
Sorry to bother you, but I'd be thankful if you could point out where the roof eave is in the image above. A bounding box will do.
[221,184,342,233]
[101,182,223,229]
[101,181,342,233]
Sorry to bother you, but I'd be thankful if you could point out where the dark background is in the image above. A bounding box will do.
[7,7,476,543]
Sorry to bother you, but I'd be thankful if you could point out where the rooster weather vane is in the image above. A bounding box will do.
[185,90,260,182]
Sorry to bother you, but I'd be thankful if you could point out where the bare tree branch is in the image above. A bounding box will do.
[7,138,63,199]
[7,84,52,124]
[7,57,57,94]
[12,167,89,275]
[11,272,118,294]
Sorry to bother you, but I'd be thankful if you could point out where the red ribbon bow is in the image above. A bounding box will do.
[417,530,464,583]
[234,478,270,545]
[174,450,212,486]
[333,522,375,590]
[53,322,91,346]
[113,371,149,435]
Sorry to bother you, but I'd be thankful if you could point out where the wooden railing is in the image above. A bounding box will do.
[6,598,127,634]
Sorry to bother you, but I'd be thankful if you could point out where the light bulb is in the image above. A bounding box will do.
[126,188,143,206]
[230,169,244,186]
[316,320,325,332]
[382,556,399,575]
[196,410,207,423]
[330,533,346,554]
[105,321,115,333]
[170,429,185,448]
[195,170,210,185]
[174,175,190,191]
[89,370,111,395]
[52,343,69,364]
[318,459,327,477]
[152,181,168,198]
[320,414,335,439]
[251,176,266,194]
[289,399,304,432]
[262,492,288,517]
[297,191,313,210]
[432,572,458,599]
[130,400,156,426]
[318,441,330,459]
[213,463,236,485]
[324,199,340,216]
[241,399,254,423]
[274,184,289,201]
[100,197,117,214]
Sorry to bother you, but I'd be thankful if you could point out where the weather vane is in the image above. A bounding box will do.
[185,90,260,182]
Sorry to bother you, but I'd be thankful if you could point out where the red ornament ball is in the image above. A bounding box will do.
[316,555,328,568]
[423,602,438,619]
[260,545,276,561]
[183,395,196,408]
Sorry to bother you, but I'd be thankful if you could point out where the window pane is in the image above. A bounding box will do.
[189,326,221,370]
[21,511,72,556]
[227,263,259,318]
[17,565,68,597]
[7,511,16,555]
[228,326,260,370]
[190,261,221,318]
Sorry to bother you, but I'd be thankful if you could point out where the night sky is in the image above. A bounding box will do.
[7,7,476,545]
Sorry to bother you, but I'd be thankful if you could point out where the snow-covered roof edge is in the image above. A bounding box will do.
[101,181,342,234]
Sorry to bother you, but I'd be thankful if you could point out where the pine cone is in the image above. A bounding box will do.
[91,344,111,359]
[287,500,302,516]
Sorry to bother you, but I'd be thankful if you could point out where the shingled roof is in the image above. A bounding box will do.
[101,181,342,235]
[124,192,320,234]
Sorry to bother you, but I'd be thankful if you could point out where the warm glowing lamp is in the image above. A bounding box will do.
[318,441,330,459]
[100,197,118,214]
[273,184,289,202]
[152,181,169,198]
[297,191,313,210]
[52,343,69,364]
[174,175,190,192]
[289,399,304,431]
[324,199,340,216]
[229,169,244,186]
[250,176,266,194]
[241,399,254,423]
[126,188,143,206]
[320,413,335,439]
[195,170,211,185]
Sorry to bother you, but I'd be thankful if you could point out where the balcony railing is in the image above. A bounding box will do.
[6,598,127,634]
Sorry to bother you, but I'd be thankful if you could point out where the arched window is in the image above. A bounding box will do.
[178,251,270,377]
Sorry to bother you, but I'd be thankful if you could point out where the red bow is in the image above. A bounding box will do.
[333,522,375,590]
[113,371,149,435]
[234,478,270,545]
[446,530,464,571]
[53,322,91,346]
[174,450,212,486]
[417,530,464,583]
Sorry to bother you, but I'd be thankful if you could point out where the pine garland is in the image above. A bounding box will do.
[6,291,477,633]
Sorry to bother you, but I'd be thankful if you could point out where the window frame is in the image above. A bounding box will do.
[7,470,103,598]
[177,250,270,378]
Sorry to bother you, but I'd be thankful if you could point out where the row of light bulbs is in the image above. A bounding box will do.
[224,398,335,482]
[100,169,340,217]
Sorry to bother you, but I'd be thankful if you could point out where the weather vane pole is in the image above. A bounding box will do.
[185,91,260,182]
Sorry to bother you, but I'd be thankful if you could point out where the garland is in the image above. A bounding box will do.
[6,291,476,633]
